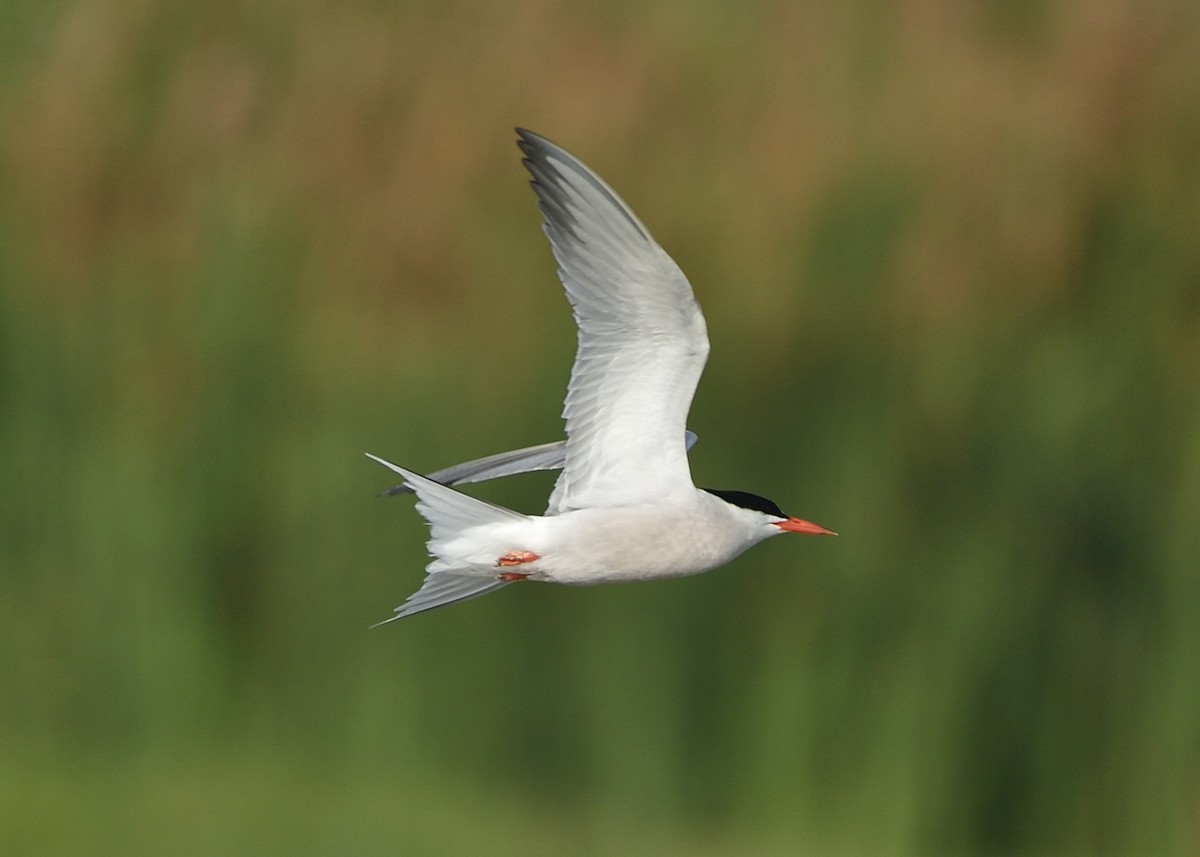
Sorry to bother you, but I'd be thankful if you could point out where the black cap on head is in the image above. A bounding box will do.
[703,488,785,518]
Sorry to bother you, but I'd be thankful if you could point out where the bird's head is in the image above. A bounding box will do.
[703,488,837,537]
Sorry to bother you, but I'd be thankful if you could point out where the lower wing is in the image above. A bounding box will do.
[380,431,698,497]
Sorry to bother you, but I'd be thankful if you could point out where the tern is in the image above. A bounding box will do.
[368,128,834,622]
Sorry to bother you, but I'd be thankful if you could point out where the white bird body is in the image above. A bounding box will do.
[367,129,834,622]
[523,495,775,585]
[409,486,774,585]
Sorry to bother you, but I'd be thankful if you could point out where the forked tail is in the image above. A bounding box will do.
[366,453,528,623]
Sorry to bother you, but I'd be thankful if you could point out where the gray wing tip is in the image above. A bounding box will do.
[516,128,582,241]
[514,128,561,185]
[513,128,650,243]
[515,128,555,169]
[515,126,554,153]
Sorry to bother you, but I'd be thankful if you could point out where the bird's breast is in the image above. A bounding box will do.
[528,499,752,585]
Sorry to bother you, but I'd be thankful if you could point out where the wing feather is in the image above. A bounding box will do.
[516,129,710,512]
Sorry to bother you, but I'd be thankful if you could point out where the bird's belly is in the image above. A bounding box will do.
[530,506,746,586]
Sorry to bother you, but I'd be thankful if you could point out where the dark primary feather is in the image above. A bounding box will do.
[516,128,650,241]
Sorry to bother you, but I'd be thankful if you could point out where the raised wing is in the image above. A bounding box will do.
[517,129,710,512]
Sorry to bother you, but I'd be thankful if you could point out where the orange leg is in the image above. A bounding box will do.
[496,550,539,581]
[497,550,539,567]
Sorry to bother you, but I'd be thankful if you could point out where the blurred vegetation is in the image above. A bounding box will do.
[2,0,1198,854]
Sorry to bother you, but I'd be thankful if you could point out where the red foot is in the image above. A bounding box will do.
[496,550,539,567]
[496,550,538,582]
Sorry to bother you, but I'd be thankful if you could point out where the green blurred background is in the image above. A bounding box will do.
[2,0,1198,854]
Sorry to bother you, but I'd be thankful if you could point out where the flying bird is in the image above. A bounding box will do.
[368,128,834,622]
